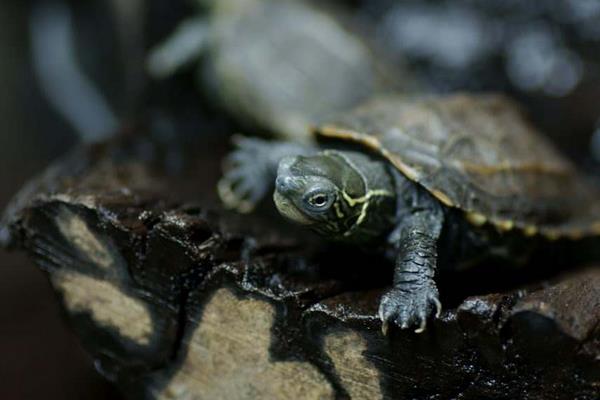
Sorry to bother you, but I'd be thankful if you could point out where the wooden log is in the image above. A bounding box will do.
[2,133,598,399]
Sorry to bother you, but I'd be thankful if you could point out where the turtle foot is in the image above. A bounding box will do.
[378,282,441,334]
[218,136,275,213]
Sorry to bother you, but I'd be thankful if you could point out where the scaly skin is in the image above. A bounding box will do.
[219,137,443,332]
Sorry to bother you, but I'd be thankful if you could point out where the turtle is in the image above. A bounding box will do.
[146,0,410,140]
[218,93,600,333]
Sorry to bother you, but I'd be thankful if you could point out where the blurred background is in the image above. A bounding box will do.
[0,1,119,398]
[1,0,600,398]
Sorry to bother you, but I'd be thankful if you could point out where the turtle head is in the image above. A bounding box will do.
[274,151,395,241]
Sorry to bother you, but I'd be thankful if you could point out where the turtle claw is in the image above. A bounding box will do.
[433,296,443,319]
[217,179,256,213]
[381,319,389,336]
[378,282,441,334]
[414,319,427,334]
[218,137,274,213]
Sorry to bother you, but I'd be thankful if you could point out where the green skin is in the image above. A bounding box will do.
[220,137,449,333]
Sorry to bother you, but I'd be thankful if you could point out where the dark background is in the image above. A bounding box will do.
[1,0,600,398]
[0,2,118,399]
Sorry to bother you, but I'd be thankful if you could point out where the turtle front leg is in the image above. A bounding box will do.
[147,17,210,78]
[379,207,443,334]
[218,136,316,213]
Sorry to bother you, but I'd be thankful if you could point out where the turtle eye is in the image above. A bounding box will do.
[304,192,333,211]
[309,194,329,207]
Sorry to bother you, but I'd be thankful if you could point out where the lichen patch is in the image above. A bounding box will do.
[324,331,383,399]
[51,270,153,346]
[155,288,333,400]
[55,207,119,271]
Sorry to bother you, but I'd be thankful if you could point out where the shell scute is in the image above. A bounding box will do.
[315,94,600,239]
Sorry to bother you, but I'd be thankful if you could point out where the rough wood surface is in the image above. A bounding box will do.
[1,133,599,400]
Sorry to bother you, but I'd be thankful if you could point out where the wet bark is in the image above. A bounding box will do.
[1,132,598,400]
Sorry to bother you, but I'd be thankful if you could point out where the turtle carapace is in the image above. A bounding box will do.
[218,93,600,333]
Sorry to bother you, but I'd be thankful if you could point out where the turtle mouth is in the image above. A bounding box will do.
[273,191,314,226]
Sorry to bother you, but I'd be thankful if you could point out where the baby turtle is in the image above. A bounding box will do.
[147,0,407,140]
[219,93,600,333]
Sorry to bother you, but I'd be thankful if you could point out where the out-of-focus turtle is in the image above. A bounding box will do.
[147,0,409,140]
[218,93,600,333]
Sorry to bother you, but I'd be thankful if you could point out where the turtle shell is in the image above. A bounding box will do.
[206,0,409,141]
[314,93,600,239]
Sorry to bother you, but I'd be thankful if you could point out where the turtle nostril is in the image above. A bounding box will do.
[275,176,285,190]
[276,176,299,193]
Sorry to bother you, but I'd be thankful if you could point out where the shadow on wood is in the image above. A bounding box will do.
[1,132,598,399]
